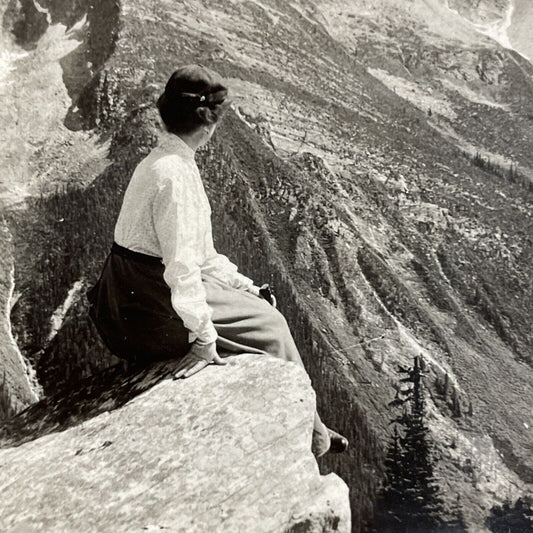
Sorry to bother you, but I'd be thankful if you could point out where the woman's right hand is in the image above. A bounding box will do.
[173,340,227,379]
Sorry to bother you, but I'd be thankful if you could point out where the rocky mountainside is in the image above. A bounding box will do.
[1,0,532,531]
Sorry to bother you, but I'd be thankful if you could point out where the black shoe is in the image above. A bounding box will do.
[328,429,349,453]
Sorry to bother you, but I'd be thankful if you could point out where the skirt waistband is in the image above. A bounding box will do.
[111,242,163,266]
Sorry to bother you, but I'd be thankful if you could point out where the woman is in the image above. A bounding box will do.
[88,64,348,458]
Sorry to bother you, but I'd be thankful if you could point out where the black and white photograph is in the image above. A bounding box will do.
[0,0,532,531]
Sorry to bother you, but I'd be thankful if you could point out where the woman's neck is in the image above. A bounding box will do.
[177,130,204,152]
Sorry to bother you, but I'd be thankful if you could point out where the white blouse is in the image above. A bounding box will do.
[114,131,255,345]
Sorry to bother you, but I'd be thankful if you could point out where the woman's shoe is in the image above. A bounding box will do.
[327,429,349,453]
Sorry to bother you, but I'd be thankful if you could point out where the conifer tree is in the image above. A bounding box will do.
[486,497,533,533]
[399,356,443,531]
[374,356,445,532]
[377,426,405,531]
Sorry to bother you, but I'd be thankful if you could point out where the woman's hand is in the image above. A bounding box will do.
[173,340,227,379]
[247,284,277,308]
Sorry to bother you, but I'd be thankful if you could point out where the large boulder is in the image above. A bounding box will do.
[0,354,350,532]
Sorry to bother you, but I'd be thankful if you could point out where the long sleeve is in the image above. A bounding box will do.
[201,246,255,290]
[152,168,217,345]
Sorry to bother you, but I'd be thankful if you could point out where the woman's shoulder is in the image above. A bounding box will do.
[143,149,191,186]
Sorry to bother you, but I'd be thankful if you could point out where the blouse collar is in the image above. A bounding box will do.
[158,130,196,160]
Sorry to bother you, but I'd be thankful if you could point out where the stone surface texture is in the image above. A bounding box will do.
[0,354,350,532]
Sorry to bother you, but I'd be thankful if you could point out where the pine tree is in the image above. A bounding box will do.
[377,426,406,531]
[374,356,444,532]
[399,356,444,531]
[486,497,533,533]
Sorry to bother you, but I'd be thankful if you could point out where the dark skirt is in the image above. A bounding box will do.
[87,243,190,363]
[88,243,305,367]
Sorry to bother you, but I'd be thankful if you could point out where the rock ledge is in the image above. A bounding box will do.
[0,354,350,532]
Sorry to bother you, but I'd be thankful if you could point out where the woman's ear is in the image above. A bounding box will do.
[196,106,216,124]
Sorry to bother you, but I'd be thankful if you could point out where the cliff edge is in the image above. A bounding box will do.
[0,354,350,532]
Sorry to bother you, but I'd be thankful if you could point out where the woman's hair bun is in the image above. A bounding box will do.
[157,64,229,134]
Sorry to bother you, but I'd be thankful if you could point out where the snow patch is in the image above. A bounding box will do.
[368,67,458,120]
[5,264,40,403]
[471,0,514,50]
[32,0,52,24]
[0,13,107,208]
[47,280,84,343]
[443,0,527,59]
[440,78,509,110]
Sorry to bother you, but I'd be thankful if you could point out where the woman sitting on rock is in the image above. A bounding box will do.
[88,64,348,458]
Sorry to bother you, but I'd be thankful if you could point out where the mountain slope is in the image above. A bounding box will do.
[1,0,532,530]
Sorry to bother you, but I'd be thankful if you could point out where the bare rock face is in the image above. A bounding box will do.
[0,354,350,533]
